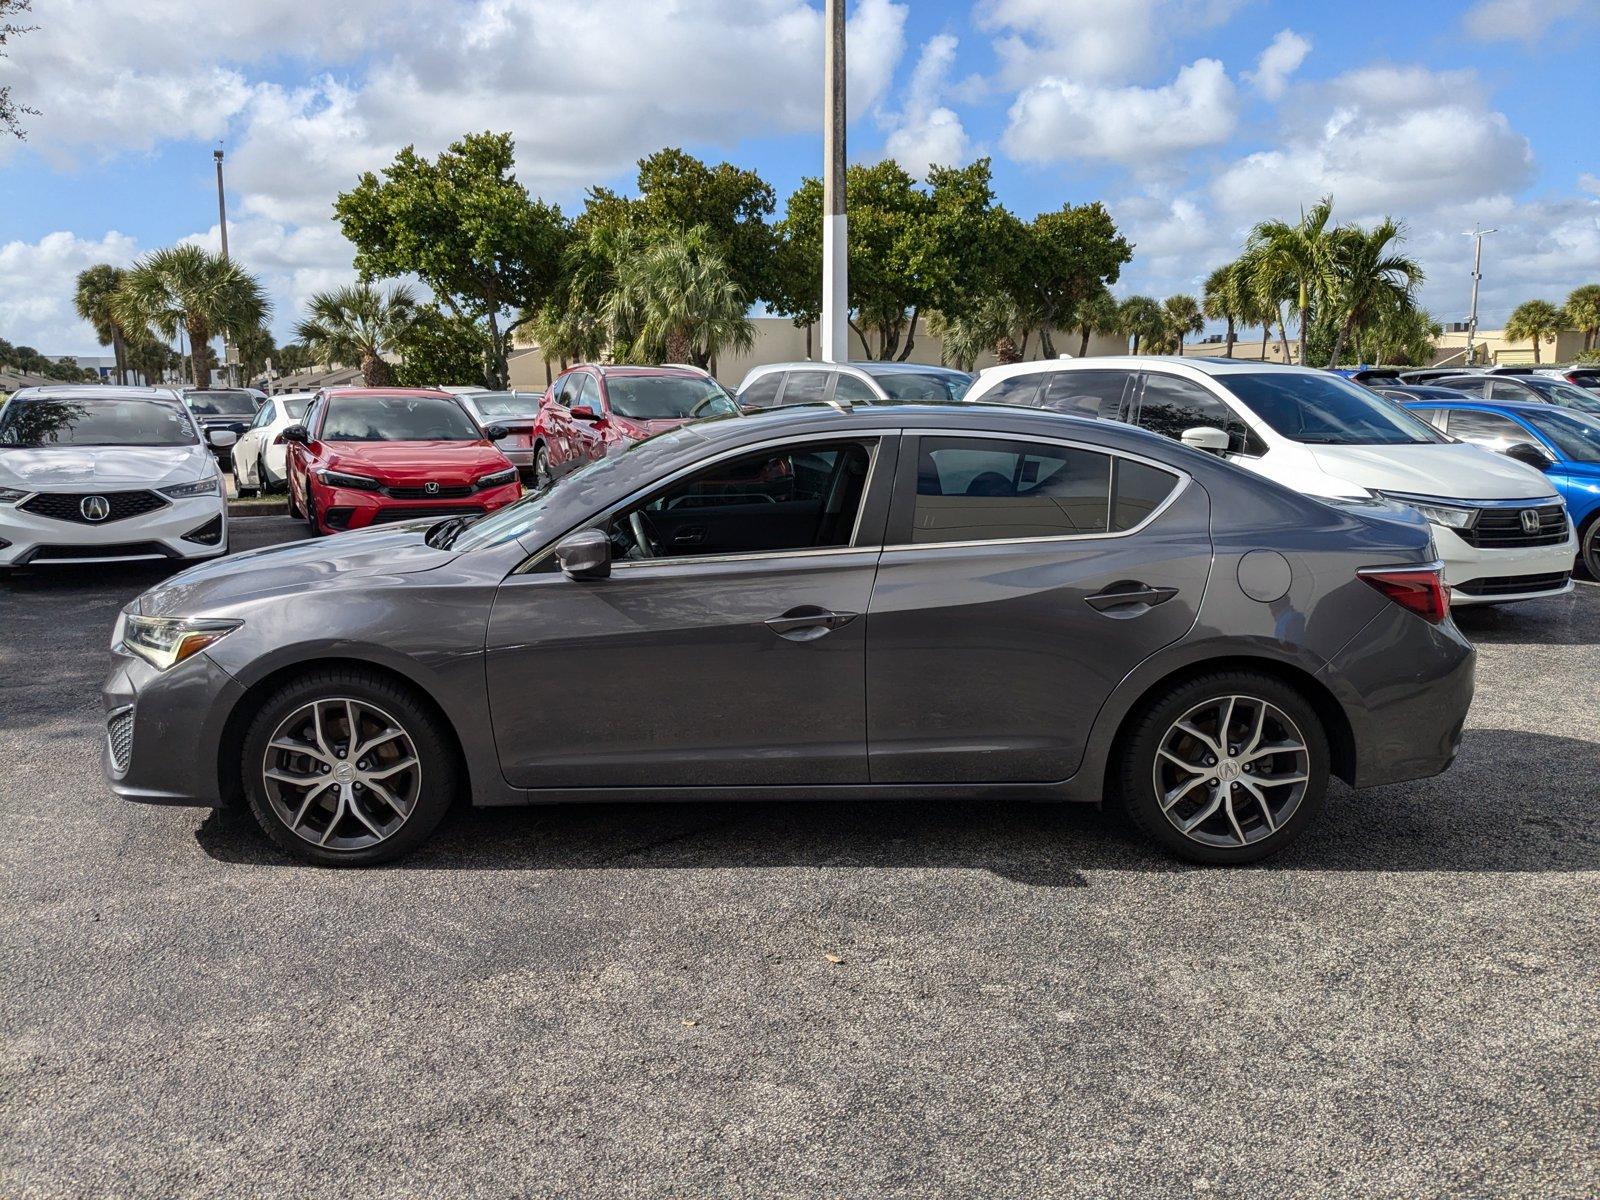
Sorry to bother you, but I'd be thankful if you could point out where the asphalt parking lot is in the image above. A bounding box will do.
[3,517,1597,1199]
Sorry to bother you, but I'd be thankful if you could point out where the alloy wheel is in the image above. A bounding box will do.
[260,696,422,851]
[1151,694,1311,848]
[534,446,553,491]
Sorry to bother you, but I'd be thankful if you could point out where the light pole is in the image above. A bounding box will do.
[214,146,237,386]
[1465,226,1496,366]
[820,0,848,363]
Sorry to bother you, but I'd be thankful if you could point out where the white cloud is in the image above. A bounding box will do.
[1580,173,1600,198]
[977,0,1248,85]
[0,232,140,354]
[1463,0,1588,43]
[1244,30,1311,101]
[882,35,971,172]
[1003,59,1238,165]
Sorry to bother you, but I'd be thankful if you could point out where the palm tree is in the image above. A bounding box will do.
[930,293,1028,371]
[114,245,269,388]
[74,264,132,384]
[1563,284,1600,352]
[1118,295,1166,355]
[1360,299,1441,366]
[1245,197,1336,365]
[1075,286,1122,357]
[604,225,753,369]
[1202,265,1242,357]
[1162,294,1204,355]
[295,282,417,386]
[1324,218,1424,367]
[1504,299,1564,364]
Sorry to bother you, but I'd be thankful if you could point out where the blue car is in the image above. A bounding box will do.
[1403,398,1600,578]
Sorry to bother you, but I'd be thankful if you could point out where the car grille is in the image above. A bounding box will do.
[19,490,168,525]
[1459,503,1569,548]
[369,505,485,525]
[383,484,477,499]
[25,542,174,562]
[1455,572,1571,597]
[107,709,135,773]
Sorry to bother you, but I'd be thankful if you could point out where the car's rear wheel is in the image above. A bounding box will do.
[240,670,458,866]
[1115,671,1329,865]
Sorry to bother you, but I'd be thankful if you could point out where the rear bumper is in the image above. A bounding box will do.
[102,648,243,806]
[0,496,228,566]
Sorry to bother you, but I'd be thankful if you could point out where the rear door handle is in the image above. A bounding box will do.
[1084,583,1179,613]
[765,606,860,641]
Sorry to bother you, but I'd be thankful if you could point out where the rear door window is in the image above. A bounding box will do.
[778,370,832,407]
[908,436,1114,543]
[1134,373,1253,453]
[980,373,1044,406]
[1041,370,1135,419]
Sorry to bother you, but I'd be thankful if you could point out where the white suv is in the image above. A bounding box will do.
[968,357,1576,605]
[0,386,230,568]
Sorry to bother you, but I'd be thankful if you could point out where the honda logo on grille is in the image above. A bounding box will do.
[80,495,111,522]
[1520,509,1541,535]
[424,481,440,495]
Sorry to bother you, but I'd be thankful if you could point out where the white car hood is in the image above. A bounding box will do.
[1307,442,1557,501]
[0,445,210,489]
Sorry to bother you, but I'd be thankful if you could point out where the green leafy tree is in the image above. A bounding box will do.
[112,245,269,387]
[630,148,777,308]
[74,264,132,383]
[1202,264,1243,356]
[1019,202,1133,357]
[1118,295,1166,355]
[1504,299,1563,363]
[1245,197,1337,364]
[233,325,276,382]
[604,226,753,368]
[393,305,492,388]
[294,282,418,386]
[1563,284,1600,352]
[1357,298,1440,366]
[273,341,314,373]
[335,132,569,388]
[1161,294,1204,354]
[1324,218,1423,366]
[1,0,36,140]
[124,336,179,384]
[1072,286,1122,357]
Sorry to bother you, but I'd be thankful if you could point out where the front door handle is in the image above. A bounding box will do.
[1084,582,1179,613]
[765,606,860,641]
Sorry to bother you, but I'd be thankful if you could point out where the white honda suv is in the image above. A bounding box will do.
[0,386,231,568]
[968,357,1576,605]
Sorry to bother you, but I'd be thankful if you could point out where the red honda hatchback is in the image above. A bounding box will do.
[530,365,739,486]
[281,388,522,536]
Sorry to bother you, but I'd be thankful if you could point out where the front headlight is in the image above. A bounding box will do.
[317,470,381,490]
[1376,493,1479,531]
[475,467,517,489]
[160,477,221,499]
[0,486,29,504]
[118,614,242,671]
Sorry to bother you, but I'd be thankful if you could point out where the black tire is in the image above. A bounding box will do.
[1114,670,1330,865]
[286,476,303,519]
[303,489,321,537]
[1580,515,1600,582]
[240,668,459,866]
[533,443,553,491]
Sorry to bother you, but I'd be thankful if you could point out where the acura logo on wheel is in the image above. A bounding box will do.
[1519,509,1541,535]
[424,481,440,495]
[80,495,111,522]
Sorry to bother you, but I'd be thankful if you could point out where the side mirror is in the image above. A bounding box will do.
[1180,425,1231,455]
[570,404,599,422]
[483,423,509,441]
[555,529,611,580]
[1504,441,1555,471]
[277,424,309,446]
[207,429,238,449]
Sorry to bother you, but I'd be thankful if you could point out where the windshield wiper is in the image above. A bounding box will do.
[425,515,469,549]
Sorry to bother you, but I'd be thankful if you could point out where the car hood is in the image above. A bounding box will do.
[0,445,209,489]
[1307,442,1558,501]
[136,523,461,617]
[324,440,510,484]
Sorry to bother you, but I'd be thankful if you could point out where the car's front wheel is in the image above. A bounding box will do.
[1580,515,1600,581]
[1115,671,1329,865]
[240,670,458,866]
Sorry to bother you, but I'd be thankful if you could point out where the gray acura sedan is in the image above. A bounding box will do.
[102,402,1474,866]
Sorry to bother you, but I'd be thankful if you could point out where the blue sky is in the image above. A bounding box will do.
[3,0,1597,355]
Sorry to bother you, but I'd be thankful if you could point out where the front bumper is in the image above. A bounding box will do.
[1434,523,1577,606]
[314,480,523,531]
[0,495,228,567]
[102,647,244,806]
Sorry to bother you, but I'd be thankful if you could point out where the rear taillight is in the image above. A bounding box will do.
[1359,565,1449,625]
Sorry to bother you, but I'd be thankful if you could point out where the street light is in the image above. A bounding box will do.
[1465,226,1496,366]
[820,0,848,363]
[214,145,237,386]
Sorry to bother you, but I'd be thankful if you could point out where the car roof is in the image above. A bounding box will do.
[8,385,184,401]
[1400,397,1555,416]
[320,387,456,398]
[975,355,1323,385]
[743,361,969,378]
[1372,384,1473,397]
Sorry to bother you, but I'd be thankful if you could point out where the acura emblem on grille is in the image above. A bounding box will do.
[424,481,440,495]
[80,495,111,522]
[1520,509,1540,534]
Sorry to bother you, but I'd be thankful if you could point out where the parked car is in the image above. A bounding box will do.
[532,365,740,487]
[965,357,1576,605]
[103,399,1472,867]
[454,390,545,481]
[182,388,265,467]
[1538,366,1600,395]
[281,387,522,536]
[1366,383,1480,406]
[1398,368,1485,385]
[231,392,313,496]
[0,385,228,567]
[1403,398,1600,579]
[1426,371,1600,416]
[1335,367,1406,384]
[736,361,974,410]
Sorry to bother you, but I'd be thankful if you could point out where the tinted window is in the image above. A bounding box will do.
[282,397,309,419]
[604,376,738,420]
[1111,459,1180,531]
[1218,372,1444,445]
[1134,374,1249,451]
[911,436,1112,543]
[0,397,199,448]
[1447,410,1532,445]
[1436,377,1487,397]
[1518,377,1600,413]
[738,373,782,409]
[321,394,482,442]
[606,439,875,560]
[186,390,259,416]
[1522,409,1600,462]
[1042,370,1133,419]
[1487,379,1534,403]
[872,371,972,401]
[981,374,1044,406]
[779,371,832,406]
[555,374,584,407]
[832,373,878,402]
[577,376,603,413]
[249,403,275,429]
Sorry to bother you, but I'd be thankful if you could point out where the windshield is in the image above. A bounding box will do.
[871,371,973,401]
[0,397,199,448]
[468,392,542,419]
[321,394,482,442]
[186,390,259,416]
[605,376,738,420]
[282,397,310,419]
[1219,372,1445,445]
[1521,377,1600,413]
[1522,409,1600,463]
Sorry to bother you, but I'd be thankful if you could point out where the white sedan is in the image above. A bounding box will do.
[232,392,314,496]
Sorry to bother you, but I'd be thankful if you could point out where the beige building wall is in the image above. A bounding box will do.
[1432,328,1587,367]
